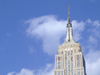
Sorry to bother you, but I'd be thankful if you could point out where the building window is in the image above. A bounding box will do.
[77,54,80,67]
[58,56,60,69]
[55,56,57,69]
[71,50,73,75]
[58,56,60,60]
[58,71,60,75]
[77,68,80,75]
[65,51,67,70]
[56,55,63,69]
[58,52,59,54]
[61,51,63,54]
[68,51,70,69]
[65,70,67,75]
[56,61,57,69]
[61,70,63,75]
[68,50,70,75]
[74,69,76,75]
[80,55,82,67]
[74,49,76,53]
[55,71,57,75]
[58,61,60,69]
[75,55,76,67]
[81,68,83,75]
[61,56,63,69]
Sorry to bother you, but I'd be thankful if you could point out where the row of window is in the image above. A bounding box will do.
[64,50,83,75]
[65,50,82,68]
[55,68,83,75]
[58,49,80,55]
[55,50,83,70]
[74,68,84,75]
[75,54,83,67]
[65,50,73,75]
[55,70,63,75]
[55,55,63,69]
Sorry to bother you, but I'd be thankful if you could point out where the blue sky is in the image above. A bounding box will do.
[0,0,100,75]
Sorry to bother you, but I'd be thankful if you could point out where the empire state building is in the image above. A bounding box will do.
[54,5,86,75]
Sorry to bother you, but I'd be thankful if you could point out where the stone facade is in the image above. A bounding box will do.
[54,43,86,75]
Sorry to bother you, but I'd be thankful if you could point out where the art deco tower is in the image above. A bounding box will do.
[54,5,86,75]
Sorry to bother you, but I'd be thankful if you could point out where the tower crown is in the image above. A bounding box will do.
[63,5,77,45]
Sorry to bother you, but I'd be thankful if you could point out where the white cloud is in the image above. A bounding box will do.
[72,20,85,41]
[7,69,35,75]
[93,20,100,27]
[29,46,36,54]
[89,36,97,44]
[36,64,54,75]
[25,15,85,55]
[7,72,15,75]
[86,19,92,23]
[86,19,100,27]
[7,64,54,75]
[85,19,100,49]
[85,50,100,75]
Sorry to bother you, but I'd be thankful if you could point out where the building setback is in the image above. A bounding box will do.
[54,5,86,75]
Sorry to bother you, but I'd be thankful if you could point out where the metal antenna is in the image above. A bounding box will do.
[68,4,70,23]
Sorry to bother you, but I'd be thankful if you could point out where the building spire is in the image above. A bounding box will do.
[62,4,77,45]
[68,4,70,23]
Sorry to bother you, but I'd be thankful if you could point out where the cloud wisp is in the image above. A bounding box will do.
[7,64,54,75]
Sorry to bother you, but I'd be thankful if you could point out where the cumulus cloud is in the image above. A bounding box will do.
[72,20,85,41]
[25,15,85,55]
[85,50,100,75]
[89,36,97,44]
[7,64,54,75]
[93,20,100,27]
[7,69,35,75]
[36,64,54,75]
[29,46,36,54]
[8,72,15,75]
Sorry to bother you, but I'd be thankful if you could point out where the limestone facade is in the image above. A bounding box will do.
[54,43,86,75]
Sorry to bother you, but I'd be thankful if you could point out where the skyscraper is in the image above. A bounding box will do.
[54,5,86,75]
